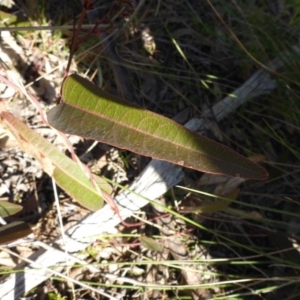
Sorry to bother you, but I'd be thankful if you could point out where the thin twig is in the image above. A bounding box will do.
[0,24,108,32]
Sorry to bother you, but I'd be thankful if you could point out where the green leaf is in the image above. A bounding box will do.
[0,10,18,26]
[47,74,268,180]
[1,112,112,211]
[141,236,164,252]
[0,201,22,218]
[0,221,32,245]
[0,10,30,28]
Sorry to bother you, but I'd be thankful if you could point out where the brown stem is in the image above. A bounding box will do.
[65,0,90,77]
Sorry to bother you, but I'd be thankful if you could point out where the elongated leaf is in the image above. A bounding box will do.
[0,221,32,245]
[47,74,268,180]
[0,112,111,211]
[0,201,22,218]
[141,236,164,252]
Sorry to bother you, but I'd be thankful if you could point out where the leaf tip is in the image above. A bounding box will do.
[245,166,269,181]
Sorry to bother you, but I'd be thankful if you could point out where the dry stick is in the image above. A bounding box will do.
[0,47,294,298]
[0,246,119,300]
